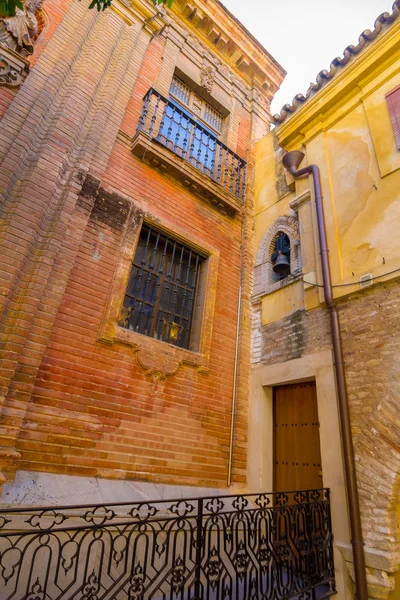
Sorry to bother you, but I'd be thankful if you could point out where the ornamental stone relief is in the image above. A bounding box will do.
[0,46,29,87]
[0,0,44,87]
[0,0,44,56]
[200,64,215,92]
[130,344,183,381]
[170,18,259,107]
[180,27,254,102]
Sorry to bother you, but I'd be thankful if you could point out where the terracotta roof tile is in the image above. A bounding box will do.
[273,0,400,125]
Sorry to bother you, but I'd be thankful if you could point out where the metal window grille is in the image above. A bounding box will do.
[119,224,205,349]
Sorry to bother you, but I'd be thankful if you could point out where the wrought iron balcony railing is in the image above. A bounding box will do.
[0,488,336,599]
[137,88,247,202]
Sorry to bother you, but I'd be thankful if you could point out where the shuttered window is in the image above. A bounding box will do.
[170,77,190,105]
[386,85,400,150]
[170,76,223,133]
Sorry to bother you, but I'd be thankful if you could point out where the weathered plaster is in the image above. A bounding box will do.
[254,14,400,599]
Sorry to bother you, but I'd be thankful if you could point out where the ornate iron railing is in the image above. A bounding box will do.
[0,489,335,599]
[137,88,247,201]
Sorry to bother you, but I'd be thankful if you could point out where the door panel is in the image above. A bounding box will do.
[274,382,322,491]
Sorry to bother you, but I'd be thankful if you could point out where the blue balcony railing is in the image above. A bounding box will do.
[137,88,247,201]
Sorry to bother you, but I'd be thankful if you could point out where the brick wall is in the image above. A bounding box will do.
[19,142,246,487]
[0,0,263,490]
[254,303,331,366]
[339,278,400,557]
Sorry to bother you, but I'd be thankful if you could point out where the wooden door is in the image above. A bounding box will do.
[273,382,322,492]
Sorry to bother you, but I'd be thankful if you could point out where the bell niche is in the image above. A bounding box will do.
[271,232,291,279]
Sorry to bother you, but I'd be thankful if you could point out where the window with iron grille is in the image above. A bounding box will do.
[159,77,224,179]
[119,224,205,350]
[386,85,400,150]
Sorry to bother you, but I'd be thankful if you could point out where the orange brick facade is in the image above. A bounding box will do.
[0,0,284,491]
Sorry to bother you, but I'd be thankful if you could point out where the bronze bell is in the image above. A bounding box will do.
[272,251,290,276]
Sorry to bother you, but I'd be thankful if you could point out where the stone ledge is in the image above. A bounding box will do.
[289,189,311,211]
[251,270,303,303]
[337,542,400,599]
[337,542,400,573]
[114,325,210,379]
[131,130,243,216]
[1,470,246,508]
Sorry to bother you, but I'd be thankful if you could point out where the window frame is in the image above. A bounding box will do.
[98,215,220,375]
[119,223,206,350]
[253,216,302,300]
[386,84,400,150]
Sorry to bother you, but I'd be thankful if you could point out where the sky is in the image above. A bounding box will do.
[222,0,395,116]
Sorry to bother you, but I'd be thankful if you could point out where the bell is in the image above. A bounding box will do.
[272,251,290,276]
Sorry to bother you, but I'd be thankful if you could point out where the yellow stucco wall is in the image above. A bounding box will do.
[261,280,303,325]
[255,20,400,322]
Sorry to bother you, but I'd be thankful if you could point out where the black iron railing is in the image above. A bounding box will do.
[137,88,247,201]
[0,489,335,599]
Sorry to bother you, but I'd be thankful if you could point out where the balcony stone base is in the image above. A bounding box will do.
[0,46,30,88]
[131,130,243,216]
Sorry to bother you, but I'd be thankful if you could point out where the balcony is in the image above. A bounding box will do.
[131,88,247,215]
[0,488,336,599]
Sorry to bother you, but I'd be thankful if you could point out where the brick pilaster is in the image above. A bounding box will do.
[0,1,154,487]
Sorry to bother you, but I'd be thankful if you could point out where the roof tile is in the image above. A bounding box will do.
[273,0,400,125]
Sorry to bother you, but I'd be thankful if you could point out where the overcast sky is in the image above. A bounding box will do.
[222,0,395,116]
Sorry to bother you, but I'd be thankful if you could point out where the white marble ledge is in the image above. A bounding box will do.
[0,470,247,509]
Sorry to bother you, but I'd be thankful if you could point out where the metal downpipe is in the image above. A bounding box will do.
[227,285,242,487]
[282,153,368,599]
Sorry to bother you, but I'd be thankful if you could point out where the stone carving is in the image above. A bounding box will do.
[185,31,245,96]
[219,63,232,80]
[200,65,215,92]
[0,46,29,87]
[0,0,43,57]
[186,31,202,51]
[131,345,183,381]
[253,87,269,108]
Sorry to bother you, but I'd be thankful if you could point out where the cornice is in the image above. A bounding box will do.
[273,0,400,126]
[165,17,272,113]
[166,0,285,95]
[111,0,167,32]
[275,19,400,149]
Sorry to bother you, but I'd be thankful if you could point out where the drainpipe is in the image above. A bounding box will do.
[227,285,242,487]
[282,150,368,600]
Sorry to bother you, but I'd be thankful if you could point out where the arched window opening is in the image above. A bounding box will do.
[253,215,301,298]
[271,232,291,281]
